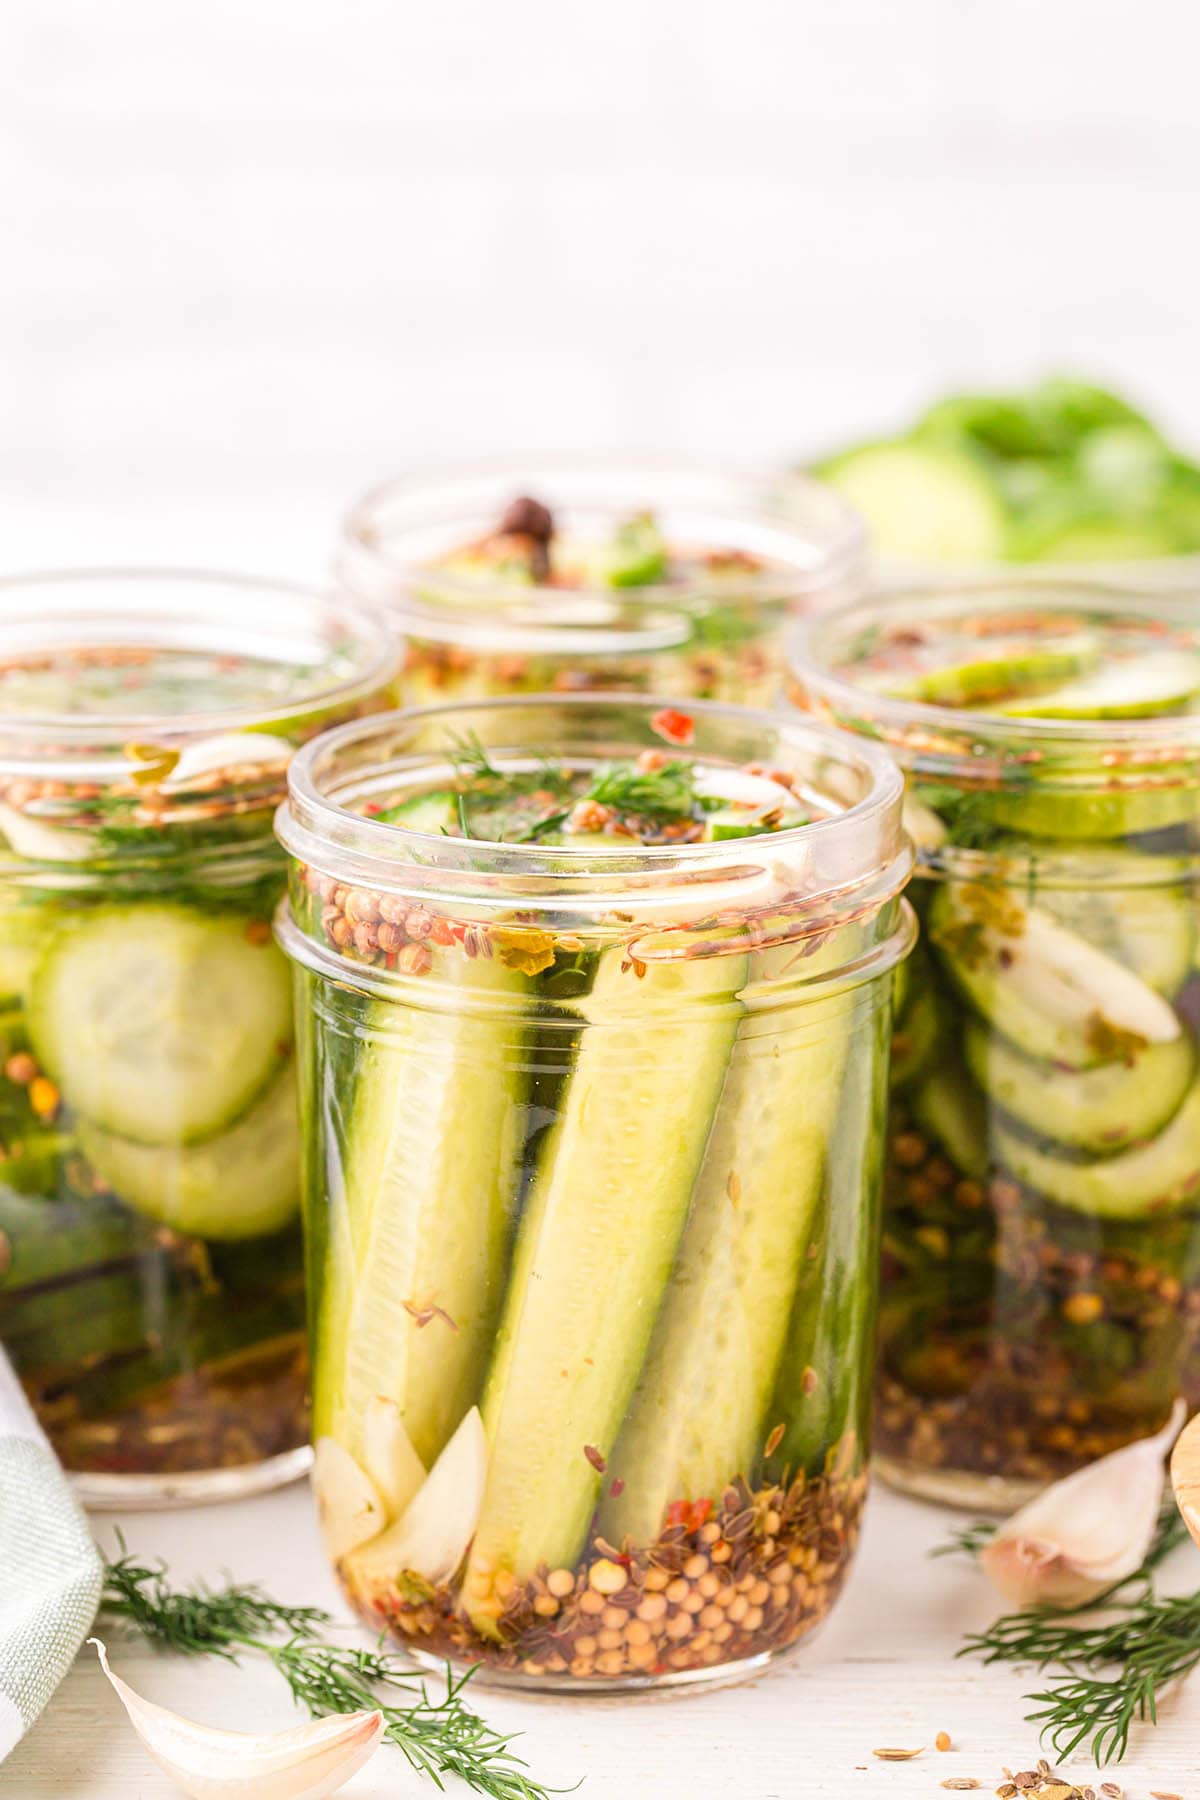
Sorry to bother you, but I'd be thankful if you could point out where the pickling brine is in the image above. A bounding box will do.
[0,572,397,1504]
[791,585,1200,1509]
[277,696,912,1689]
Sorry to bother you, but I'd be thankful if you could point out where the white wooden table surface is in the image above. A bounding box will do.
[8,1478,1200,1799]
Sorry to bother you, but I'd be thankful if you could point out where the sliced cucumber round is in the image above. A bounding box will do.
[888,638,1099,708]
[964,1017,1194,1154]
[984,780,1200,843]
[30,904,292,1145]
[77,1067,300,1240]
[911,1064,989,1181]
[818,440,1010,563]
[928,880,1182,1066]
[995,648,1200,720]
[993,1075,1200,1219]
[889,981,944,1090]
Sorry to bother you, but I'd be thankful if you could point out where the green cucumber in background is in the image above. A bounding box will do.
[815,375,1200,564]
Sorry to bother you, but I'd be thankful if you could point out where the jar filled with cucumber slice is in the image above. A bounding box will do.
[276,695,912,1690]
[790,583,1200,1510]
[0,572,398,1505]
[337,457,866,709]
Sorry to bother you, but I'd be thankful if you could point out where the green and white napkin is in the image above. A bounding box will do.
[0,1351,101,1758]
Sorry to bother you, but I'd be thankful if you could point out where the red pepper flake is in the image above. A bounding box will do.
[665,1497,712,1532]
[609,1477,625,1498]
[764,1421,785,1458]
[402,1300,459,1332]
[650,707,694,746]
[429,917,456,947]
[584,1444,607,1473]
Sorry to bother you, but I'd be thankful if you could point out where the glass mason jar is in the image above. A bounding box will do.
[0,571,398,1507]
[790,583,1200,1510]
[336,456,866,708]
[276,695,912,1691]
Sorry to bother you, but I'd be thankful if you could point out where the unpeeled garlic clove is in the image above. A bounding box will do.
[363,1395,426,1521]
[312,1436,388,1562]
[1170,1410,1200,1548]
[981,1399,1186,1609]
[90,1638,385,1798]
[344,1405,488,1592]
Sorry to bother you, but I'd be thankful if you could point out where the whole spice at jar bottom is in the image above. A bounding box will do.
[874,1110,1200,1488]
[344,1455,866,1681]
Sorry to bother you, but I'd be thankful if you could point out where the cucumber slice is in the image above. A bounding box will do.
[964,1018,1194,1153]
[889,982,944,1089]
[911,1065,989,1181]
[29,906,292,1145]
[885,638,1099,709]
[77,1067,300,1240]
[984,778,1200,843]
[928,881,1181,1066]
[598,515,669,588]
[995,649,1200,720]
[772,1002,888,1476]
[993,1075,1200,1219]
[312,949,528,1473]
[600,983,855,1546]
[375,790,459,833]
[462,945,744,1631]
[0,897,59,1006]
[818,440,1010,563]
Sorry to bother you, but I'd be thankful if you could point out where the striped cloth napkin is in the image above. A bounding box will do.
[0,1352,101,1758]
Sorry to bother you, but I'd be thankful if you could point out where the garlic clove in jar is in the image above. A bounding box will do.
[91,1639,384,1798]
[344,1404,488,1593]
[362,1395,426,1522]
[981,1399,1186,1609]
[311,1436,388,1562]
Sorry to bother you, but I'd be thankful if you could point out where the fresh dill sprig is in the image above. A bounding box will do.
[100,1549,563,1800]
[929,1518,997,1561]
[446,731,504,785]
[584,758,698,821]
[948,1498,1197,1766]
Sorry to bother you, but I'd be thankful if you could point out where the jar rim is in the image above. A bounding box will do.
[277,693,910,930]
[0,568,399,760]
[789,580,1200,773]
[337,453,867,647]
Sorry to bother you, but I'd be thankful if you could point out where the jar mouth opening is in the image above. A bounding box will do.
[278,695,911,929]
[0,569,398,761]
[338,453,868,628]
[790,581,1200,776]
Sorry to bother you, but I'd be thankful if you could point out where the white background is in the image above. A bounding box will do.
[3,0,1200,579]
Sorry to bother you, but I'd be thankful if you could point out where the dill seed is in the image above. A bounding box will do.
[941,1783,980,1792]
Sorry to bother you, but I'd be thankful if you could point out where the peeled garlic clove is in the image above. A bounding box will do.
[1170,1410,1200,1548]
[981,1399,1186,1608]
[312,1437,388,1561]
[165,733,294,788]
[901,794,948,853]
[345,1405,487,1592]
[0,802,98,863]
[363,1395,426,1522]
[90,1639,384,1799]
